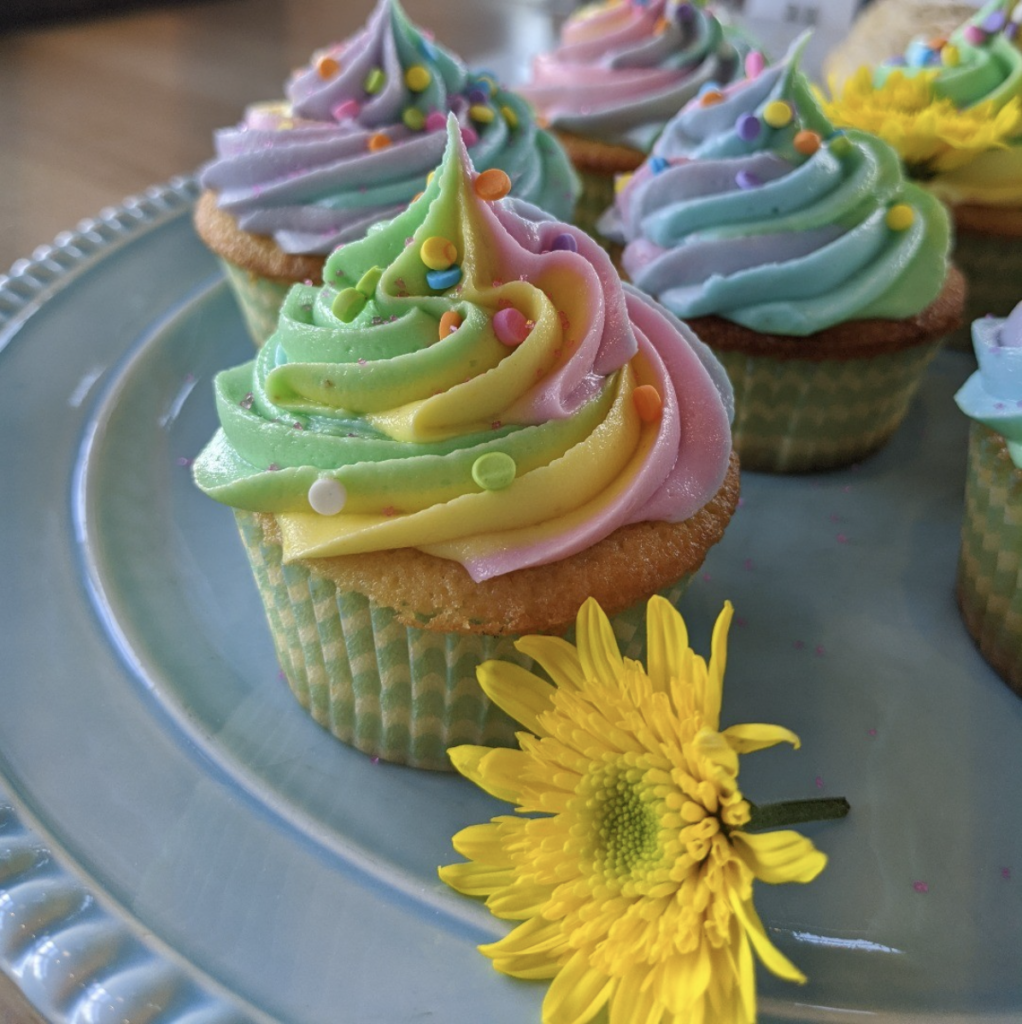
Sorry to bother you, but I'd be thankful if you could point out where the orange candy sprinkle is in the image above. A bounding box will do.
[700,90,724,107]
[793,130,822,155]
[316,55,340,79]
[632,385,663,423]
[654,16,670,33]
[367,132,392,152]
[439,310,463,339]
[474,168,512,201]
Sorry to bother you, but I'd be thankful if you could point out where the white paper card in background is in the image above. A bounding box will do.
[741,0,860,33]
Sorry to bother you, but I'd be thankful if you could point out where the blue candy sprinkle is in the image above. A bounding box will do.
[697,80,721,97]
[418,37,438,61]
[426,265,463,290]
[274,343,288,367]
[649,155,669,175]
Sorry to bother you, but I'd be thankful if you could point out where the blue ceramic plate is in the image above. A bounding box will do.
[0,182,1019,1024]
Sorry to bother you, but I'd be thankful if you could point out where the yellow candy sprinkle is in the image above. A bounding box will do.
[426,170,435,186]
[316,55,340,79]
[367,132,392,152]
[632,385,663,423]
[421,236,458,271]
[500,104,518,129]
[763,100,793,128]
[886,204,915,231]
[364,68,385,94]
[469,104,495,124]
[941,44,960,66]
[405,65,431,92]
[615,173,633,194]
[403,107,425,131]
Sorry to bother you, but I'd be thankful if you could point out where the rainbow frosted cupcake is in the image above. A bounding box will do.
[192,118,738,770]
[602,40,964,473]
[194,0,578,346]
[955,301,1022,696]
[517,0,750,237]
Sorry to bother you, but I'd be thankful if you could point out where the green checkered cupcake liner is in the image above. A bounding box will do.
[236,510,691,770]
[219,259,293,349]
[711,340,942,473]
[946,228,1022,352]
[956,423,1022,698]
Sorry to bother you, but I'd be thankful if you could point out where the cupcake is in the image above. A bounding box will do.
[822,2,1022,347]
[954,301,1022,696]
[517,0,750,237]
[191,118,738,770]
[601,39,965,473]
[194,0,579,346]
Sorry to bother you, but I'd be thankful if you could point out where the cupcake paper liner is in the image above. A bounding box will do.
[574,167,618,243]
[219,259,293,349]
[946,228,1022,352]
[712,340,942,473]
[956,423,1022,697]
[236,510,690,770]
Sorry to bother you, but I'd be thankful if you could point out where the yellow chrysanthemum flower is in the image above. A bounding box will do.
[821,68,1022,175]
[440,596,835,1024]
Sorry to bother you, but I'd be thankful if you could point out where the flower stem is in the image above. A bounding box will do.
[744,797,850,832]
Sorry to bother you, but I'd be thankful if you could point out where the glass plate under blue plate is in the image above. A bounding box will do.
[0,181,1019,1024]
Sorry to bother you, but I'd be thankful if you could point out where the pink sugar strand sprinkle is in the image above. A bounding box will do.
[913,881,929,894]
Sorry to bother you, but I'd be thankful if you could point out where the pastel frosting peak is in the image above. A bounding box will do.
[193,116,734,581]
[603,36,952,337]
[955,301,1022,467]
[518,0,748,152]
[200,0,578,254]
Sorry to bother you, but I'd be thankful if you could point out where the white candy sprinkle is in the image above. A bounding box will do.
[308,477,347,516]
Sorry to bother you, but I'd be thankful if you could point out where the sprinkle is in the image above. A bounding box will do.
[316,55,340,79]
[403,107,426,131]
[405,65,431,92]
[469,103,495,124]
[828,131,852,156]
[471,452,517,491]
[1006,21,1019,41]
[928,36,947,50]
[615,172,633,194]
[439,310,462,338]
[736,113,760,141]
[382,505,397,517]
[1002,867,1012,880]
[268,463,280,471]
[471,76,494,98]
[474,168,512,201]
[941,43,960,66]
[461,126,479,146]
[886,203,914,231]
[697,80,720,97]
[913,881,929,894]
[425,171,435,187]
[743,558,755,571]
[632,384,662,422]
[356,265,383,296]
[700,89,724,107]
[744,50,765,78]
[425,111,447,131]
[500,104,518,129]
[332,288,366,322]
[649,155,669,174]
[364,68,386,94]
[736,170,761,190]
[176,456,193,467]
[467,87,489,105]
[763,100,793,128]
[654,16,671,34]
[367,132,392,151]
[550,232,578,252]
[421,236,458,270]
[308,477,347,516]
[984,10,1007,32]
[240,392,254,410]
[814,645,825,656]
[963,23,987,45]
[426,265,462,290]
[410,192,423,203]
[868,728,877,737]
[675,1,695,22]
[815,776,824,789]
[836,533,848,544]
[491,420,502,430]
[794,130,821,155]
[493,307,532,346]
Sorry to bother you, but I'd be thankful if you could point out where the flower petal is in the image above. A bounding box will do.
[575,597,625,687]
[609,966,664,1024]
[438,860,515,897]
[543,949,615,1024]
[703,601,733,729]
[477,660,557,736]
[515,634,586,692]
[729,891,807,984]
[731,829,827,885]
[645,594,688,693]
[722,723,801,754]
[486,882,552,920]
[450,821,515,865]
[448,745,525,804]
[480,913,568,964]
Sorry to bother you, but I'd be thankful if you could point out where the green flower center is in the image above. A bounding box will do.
[597,781,660,876]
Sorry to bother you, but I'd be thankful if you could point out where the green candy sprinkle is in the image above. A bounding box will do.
[403,107,426,131]
[332,288,367,323]
[364,68,386,94]
[471,452,516,491]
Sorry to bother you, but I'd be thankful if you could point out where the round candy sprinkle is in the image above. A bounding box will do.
[426,265,462,290]
[471,452,516,491]
[550,232,578,252]
[471,76,494,98]
[828,131,852,156]
[615,172,634,193]
[426,170,436,186]
[744,50,765,78]
[649,155,669,174]
[632,384,663,423]
[332,288,366,322]
[474,168,512,200]
[405,65,431,92]
[984,10,1007,32]
[493,307,531,346]
[439,310,462,338]
[367,132,392,151]
[316,55,340,79]
[886,203,915,231]
[356,265,384,296]
[735,169,761,190]
[500,104,518,129]
[736,113,761,142]
[675,1,695,21]
[469,103,495,124]
[941,44,960,66]
[308,477,347,516]
[697,80,720,96]
[425,111,447,131]
[332,99,360,121]
[467,87,489,105]
[700,89,724,107]
[963,23,987,45]
[928,36,948,50]
[403,107,426,131]
[763,100,793,128]
[1007,21,1020,41]
[421,236,458,270]
[461,126,479,146]
[364,68,386,94]
[654,16,671,34]
[793,129,821,155]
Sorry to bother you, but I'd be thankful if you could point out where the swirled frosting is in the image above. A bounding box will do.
[602,39,952,336]
[200,0,578,255]
[517,0,748,153]
[955,302,1022,466]
[193,117,734,581]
